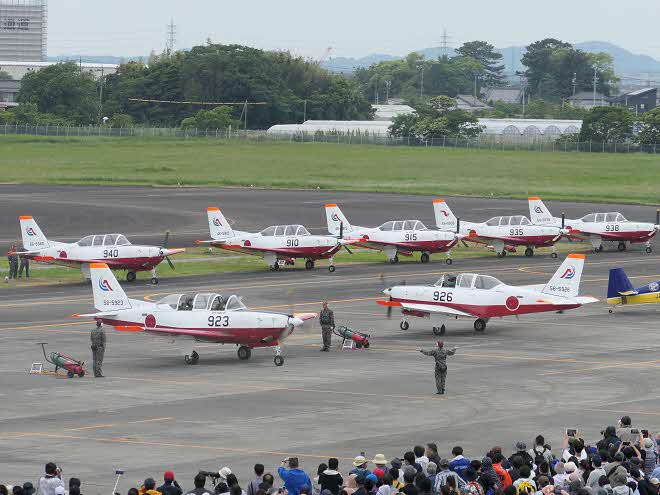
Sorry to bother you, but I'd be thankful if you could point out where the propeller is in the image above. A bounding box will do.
[338,221,354,254]
[161,231,176,270]
[379,273,407,319]
[655,209,659,231]
[456,216,469,248]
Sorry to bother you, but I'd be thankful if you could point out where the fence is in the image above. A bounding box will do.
[1,123,658,154]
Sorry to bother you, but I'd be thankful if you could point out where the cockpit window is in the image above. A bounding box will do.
[177,294,194,311]
[274,226,285,236]
[260,226,276,236]
[595,213,605,223]
[403,220,416,230]
[210,295,226,311]
[225,295,247,311]
[193,294,213,310]
[580,213,596,223]
[474,275,502,290]
[378,221,395,231]
[284,225,297,236]
[485,217,500,226]
[116,235,131,246]
[296,226,310,236]
[77,235,94,247]
[393,221,404,231]
[414,221,427,230]
[156,294,182,310]
[616,213,627,221]
[456,274,475,288]
[104,234,118,246]
[520,217,531,226]
[92,235,104,246]
[435,274,457,288]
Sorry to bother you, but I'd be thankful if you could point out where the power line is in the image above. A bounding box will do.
[128,98,266,106]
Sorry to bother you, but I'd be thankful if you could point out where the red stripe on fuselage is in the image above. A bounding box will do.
[215,244,341,260]
[358,239,458,253]
[392,298,580,318]
[26,255,165,271]
[98,317,287,346]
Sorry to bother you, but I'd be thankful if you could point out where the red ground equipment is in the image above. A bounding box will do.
[38,342,86,378]
[333,326,370,349]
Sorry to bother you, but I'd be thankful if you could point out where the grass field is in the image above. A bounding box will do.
[1,136,659,203]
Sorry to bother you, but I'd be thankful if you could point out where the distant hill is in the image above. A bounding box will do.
[322,41,660,76]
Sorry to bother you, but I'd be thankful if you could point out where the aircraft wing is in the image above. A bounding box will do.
[573,296,599,304]
[293,312,317,321]
[388,301,474,317]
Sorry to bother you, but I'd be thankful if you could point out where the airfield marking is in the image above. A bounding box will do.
[539,358,660,376]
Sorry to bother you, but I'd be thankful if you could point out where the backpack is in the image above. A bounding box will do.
[320,312,332,325]
[516,481,535,495]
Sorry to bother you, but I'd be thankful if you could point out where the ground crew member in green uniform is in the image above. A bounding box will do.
[7,243,18,280]
[419,340,457,394]
[90,320,106,377]
[319,301,335,351]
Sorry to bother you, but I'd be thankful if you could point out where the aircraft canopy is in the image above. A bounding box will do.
[76,234,131,247]
[260,225,311,236]
[484,216,532,227]
[155,293,247,311]
[580,212,626,223]
[378,220,427,231]
[434,273,503,290]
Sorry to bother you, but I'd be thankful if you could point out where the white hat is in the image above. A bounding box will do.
[564,461,577,473]
[218,467,232,479]
[372,454,388,466]
[353,455,367,467]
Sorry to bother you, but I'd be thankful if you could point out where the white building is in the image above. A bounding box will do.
[0,0,47,62]
[0,60,117,80]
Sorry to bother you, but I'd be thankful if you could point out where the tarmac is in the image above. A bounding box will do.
[1,185,660,491]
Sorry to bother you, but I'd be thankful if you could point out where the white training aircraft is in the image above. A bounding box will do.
[196,207,357,272]
[433,199,568,258]
[14,216,184,284]
[378,253,597,335]
[528,197,659,253]
[74,263,316,366]
[324,203,463,265]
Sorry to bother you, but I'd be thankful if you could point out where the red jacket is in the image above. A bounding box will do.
[493,464,512,488]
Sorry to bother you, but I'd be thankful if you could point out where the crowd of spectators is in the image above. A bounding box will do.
[3,417,659,495]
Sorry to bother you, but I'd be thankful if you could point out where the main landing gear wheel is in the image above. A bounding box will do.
[184,351,199,365]
[400,321,409,331]
[67,371,75,378]
[618,242,627,252]
[594,246,603,253]
[496,251,506,258]
[445,258,453,265]
[608,308,614,314]
[328,265,336,273]
[551,252,558,259]
[237,346,252,360]
[126,271,137,282]
[433,325,446,336]
[646,246,653,254]
[524,247,534,257]
[274,355,284,367]
[150,277,159,285]
[420,253,430,263]
[389,255,399,264]
[305,259,314,270]
[474,319,487,332]
[269,263,280,271]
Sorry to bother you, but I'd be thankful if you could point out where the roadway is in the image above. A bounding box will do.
[1,186,660,488]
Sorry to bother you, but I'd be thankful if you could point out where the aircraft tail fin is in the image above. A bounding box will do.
[528,197,555,225]
[325,204,352,236]
[542,253,585,298]
[207,207,234,240]
[433,200,458,231]
[607,268,637,299]
[19,216,50,250]
[89,263,132,311]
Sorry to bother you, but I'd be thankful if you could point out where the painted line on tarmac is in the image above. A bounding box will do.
[539,358,660,376]
[66,416,174,432]
[0,321,91,333]
[0,431,356,461]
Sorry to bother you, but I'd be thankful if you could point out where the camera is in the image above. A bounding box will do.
[566,429,577,437]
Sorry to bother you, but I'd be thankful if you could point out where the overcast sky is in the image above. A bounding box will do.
[48,0,660,60]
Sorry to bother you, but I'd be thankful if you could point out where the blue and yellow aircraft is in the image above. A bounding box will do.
[607,268,660,313]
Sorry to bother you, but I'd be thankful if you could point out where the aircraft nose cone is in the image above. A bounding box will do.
[382,288,392,296]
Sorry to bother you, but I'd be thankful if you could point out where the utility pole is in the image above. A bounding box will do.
[592,68,599,108]
[98,65,105,124]
[419,65,425,97]
[572,72,577,96]
[303,99,307,123]
[385,80,391,105]
[474,74,478,98]
[166,19,176,55]
[374,79,379,104]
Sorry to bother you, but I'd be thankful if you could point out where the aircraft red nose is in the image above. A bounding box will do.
[244,240,251,247]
